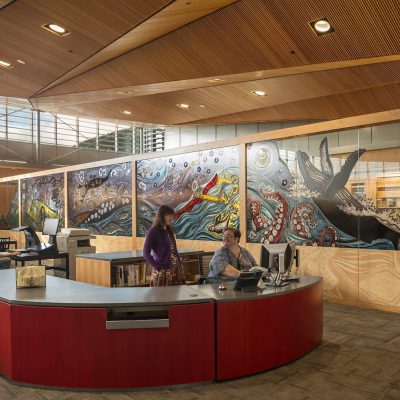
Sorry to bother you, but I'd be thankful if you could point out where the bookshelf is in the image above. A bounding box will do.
[75,250,204,287]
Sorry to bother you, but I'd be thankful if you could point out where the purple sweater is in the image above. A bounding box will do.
[143,226,179,270]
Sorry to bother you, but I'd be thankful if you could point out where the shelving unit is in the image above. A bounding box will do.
[76,250,204,287]
[376,176,400,209]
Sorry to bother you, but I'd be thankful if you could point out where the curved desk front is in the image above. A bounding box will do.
[0,271,322,389]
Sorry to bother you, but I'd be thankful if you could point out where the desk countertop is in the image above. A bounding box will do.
[76,249,204,262]
[0,270,321,307]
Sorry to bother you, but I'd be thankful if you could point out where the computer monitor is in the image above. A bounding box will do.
[42,218,59,248]
[42,218,59,236]
[260,241,296,274]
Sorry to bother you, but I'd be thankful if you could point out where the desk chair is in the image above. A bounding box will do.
[199,251,214,277]
[0,257,11,269]
[0,237,10,251]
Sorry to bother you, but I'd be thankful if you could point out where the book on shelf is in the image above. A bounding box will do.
[113,263,147,287]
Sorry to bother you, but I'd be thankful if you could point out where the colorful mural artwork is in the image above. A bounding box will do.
[68,163,132,236]
[137,146,240,240]
[21,174,64,231]
[247,138,400,249]
[0,181,19,229]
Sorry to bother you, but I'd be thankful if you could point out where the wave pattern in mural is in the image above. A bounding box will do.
[247,139,400,250]
[0,181,19,229]
[137,146,239,240]
[21,174,64,231]
[68,163,132,236]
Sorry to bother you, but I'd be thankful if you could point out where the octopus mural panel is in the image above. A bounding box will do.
[68,163,132,236]
[247,138,400,250]
[136,146,240,240]
[0,181,19,229]
[21,174,64,232]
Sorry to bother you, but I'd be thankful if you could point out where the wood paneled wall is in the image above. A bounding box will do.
[297,246,400,313]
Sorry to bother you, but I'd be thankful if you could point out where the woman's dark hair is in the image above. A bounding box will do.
[223,226,241,242]
[152,205,175,229]
[233,229,241,241]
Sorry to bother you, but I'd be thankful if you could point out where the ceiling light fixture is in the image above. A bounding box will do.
[251,90,266,96]
[16,59,26,65]
[0,159,27,164]
[42,23,70,36]
[208,78,225,83]
[199,104,206,108]
[310,18,334,35]
[121,110,131,115]
[0,60,13,69]
[177,103,190,109]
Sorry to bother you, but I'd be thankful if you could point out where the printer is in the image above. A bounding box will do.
[57,228,96,280]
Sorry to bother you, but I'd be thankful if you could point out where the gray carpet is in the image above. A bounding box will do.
[1,301,400,400]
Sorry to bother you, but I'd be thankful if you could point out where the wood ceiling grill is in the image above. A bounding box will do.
[1,0,400,125]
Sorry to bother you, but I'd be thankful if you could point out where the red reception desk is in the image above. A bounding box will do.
[0,270,322,389]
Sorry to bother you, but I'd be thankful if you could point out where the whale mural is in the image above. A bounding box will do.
[21,174,64,231]
[68,163,132,236]
[247,138,400,249]
[136,146,239,240]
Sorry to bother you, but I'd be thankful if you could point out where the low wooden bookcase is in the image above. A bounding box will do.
[76,250,204,287]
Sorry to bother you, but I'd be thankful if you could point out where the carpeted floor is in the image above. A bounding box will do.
[1,301,400,400]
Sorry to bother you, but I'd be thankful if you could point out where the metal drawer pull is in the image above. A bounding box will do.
[106,319,169,330]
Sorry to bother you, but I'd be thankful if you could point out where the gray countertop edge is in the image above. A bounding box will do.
[191,276,323,303]
[76,250,204,262]
[0,298,214,308]
[0,272,322,307]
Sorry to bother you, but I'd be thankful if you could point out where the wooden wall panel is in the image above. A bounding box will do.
[297,247,359,302]
[359,250,400,308]
[0,230,23,248]
[91,235,134,253]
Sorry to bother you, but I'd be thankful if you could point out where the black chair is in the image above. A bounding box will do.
[0,237,10,251]
[0,257,11,269]
[199,251,215,277]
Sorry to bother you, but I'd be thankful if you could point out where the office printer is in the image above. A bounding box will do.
[57,228,96,280]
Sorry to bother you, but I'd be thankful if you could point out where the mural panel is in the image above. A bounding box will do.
[68,162,132,236]
[137,146,239,240]
[0,181,19,229]
[21,174,64,231]
[247,138,400,250]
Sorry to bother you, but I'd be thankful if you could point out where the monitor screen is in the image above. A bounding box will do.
[42,218,59,236]
[260,242,296,273]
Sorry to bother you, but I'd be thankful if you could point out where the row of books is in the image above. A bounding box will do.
[114,264,148,287]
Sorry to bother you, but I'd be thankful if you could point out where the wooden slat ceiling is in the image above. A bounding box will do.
[1,0,400,125]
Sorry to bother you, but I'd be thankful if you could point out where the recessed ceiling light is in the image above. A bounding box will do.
[16,59,26,65]
[208,78,225,83]
[199,104,206,108]
[121,110,131,115]
[177,103,190,109]
[251,90,266,96]
[42,23,70,36]
[0,60,13,69]
[310,18,334,35]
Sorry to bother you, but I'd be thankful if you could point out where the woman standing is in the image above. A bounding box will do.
[143,205,186,286]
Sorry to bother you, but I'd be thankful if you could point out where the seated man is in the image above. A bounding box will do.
[208,227,257,282]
